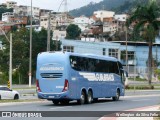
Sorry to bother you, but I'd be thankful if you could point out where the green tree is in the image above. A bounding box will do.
[0,27,61,84]
[66,24,81,40]
[127,0,160,85]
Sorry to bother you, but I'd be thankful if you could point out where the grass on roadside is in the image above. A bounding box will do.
[128,77,147,81]
[125,85,155,90]
[13,87,36,90]
[0,99,43,103]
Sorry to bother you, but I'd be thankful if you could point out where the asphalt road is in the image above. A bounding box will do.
[0,94,159,120]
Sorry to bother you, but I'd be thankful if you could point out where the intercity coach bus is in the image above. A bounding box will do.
[36,52,127,105]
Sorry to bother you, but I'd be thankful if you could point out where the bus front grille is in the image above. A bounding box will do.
[40,73,63,78]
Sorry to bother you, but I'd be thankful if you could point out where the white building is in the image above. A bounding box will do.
[114,14,127,22]
[5,1,17,8]
[25,25,42,32]
[74,15,95,31]
[103,22,117,36]
[2,12,14,22]
[53,29,66,41]
[40,12,73,31]
[94,10,115,22]
[14,5,40,21]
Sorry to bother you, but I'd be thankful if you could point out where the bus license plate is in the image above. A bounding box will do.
[48,96,55,98]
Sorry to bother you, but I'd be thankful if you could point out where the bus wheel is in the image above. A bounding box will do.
[52,100,59,105]
[77,91,85,105]
[87,91,93,104]
[112,89,120,101]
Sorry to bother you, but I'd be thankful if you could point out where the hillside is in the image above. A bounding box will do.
[69,0,130,17]
[69,0,160,17]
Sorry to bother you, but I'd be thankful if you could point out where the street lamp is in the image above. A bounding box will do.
[29,0,32,87]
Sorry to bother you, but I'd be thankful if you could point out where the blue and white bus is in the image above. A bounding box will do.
[36,52,127,105]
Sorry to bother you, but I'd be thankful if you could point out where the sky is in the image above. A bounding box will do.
[0,0,103,11]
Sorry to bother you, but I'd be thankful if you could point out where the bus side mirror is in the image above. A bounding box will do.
[120,69,128,78]
[124,71,128,78]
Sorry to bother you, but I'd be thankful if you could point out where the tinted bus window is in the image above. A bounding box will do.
[70,56,120,76]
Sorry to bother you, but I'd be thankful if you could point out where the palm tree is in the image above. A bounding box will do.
[127,0,160,85]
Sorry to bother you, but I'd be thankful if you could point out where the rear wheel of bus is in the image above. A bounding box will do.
[112,89,120,101]
[87,90,93,104]
[77,91,85,105]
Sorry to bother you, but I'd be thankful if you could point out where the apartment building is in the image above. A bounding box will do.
[94,10,115,22]
[114,14,127,22]
[2,12,27,26]
[40,12,74,31]
[14,5,40,21]
[5,1,17,8]
[40,9,51,16]
[2,12,14,22]
[74,15,95,31]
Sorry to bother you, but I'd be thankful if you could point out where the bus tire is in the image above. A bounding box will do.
[87,91,93,104]
[112,89,120,101]
[52,100,59,105]
[77,91,85,105]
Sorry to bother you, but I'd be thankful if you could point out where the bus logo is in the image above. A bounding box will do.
[79,72,114,81]
[40,67,64,71]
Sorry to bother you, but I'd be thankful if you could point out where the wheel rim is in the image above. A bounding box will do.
[81,93,85,104]
[88,94,91,102]
[88,92,92,103]
[116,91,119,100]
[81,95,84,101]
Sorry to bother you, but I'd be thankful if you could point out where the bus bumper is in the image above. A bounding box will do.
[37,91,70,100]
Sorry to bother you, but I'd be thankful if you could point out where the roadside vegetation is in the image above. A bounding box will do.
[0,99,43,103]
[0,27,61,85]
[128,77,147,82]
[127,0,160,86]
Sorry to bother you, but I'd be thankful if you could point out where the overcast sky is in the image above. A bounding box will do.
[0,0,102,11]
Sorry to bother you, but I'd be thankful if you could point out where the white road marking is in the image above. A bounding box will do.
[50,106,72,110]
[131,99,151,102]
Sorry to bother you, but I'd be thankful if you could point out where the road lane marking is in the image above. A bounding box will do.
[123,94,160,98]
[50,106,72,110]
[130,99,151,102]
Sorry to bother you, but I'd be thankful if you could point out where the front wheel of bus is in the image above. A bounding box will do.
[77,91,85,105]
[112,89,120,101]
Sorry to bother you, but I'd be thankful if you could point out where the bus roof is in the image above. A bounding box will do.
[38,51,118,62]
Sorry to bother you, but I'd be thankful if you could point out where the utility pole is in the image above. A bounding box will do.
[125,27,128,86]
[29,0,32,87]
[0,26,12,89]
[47,11,51,51]
[9,33,12,89]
